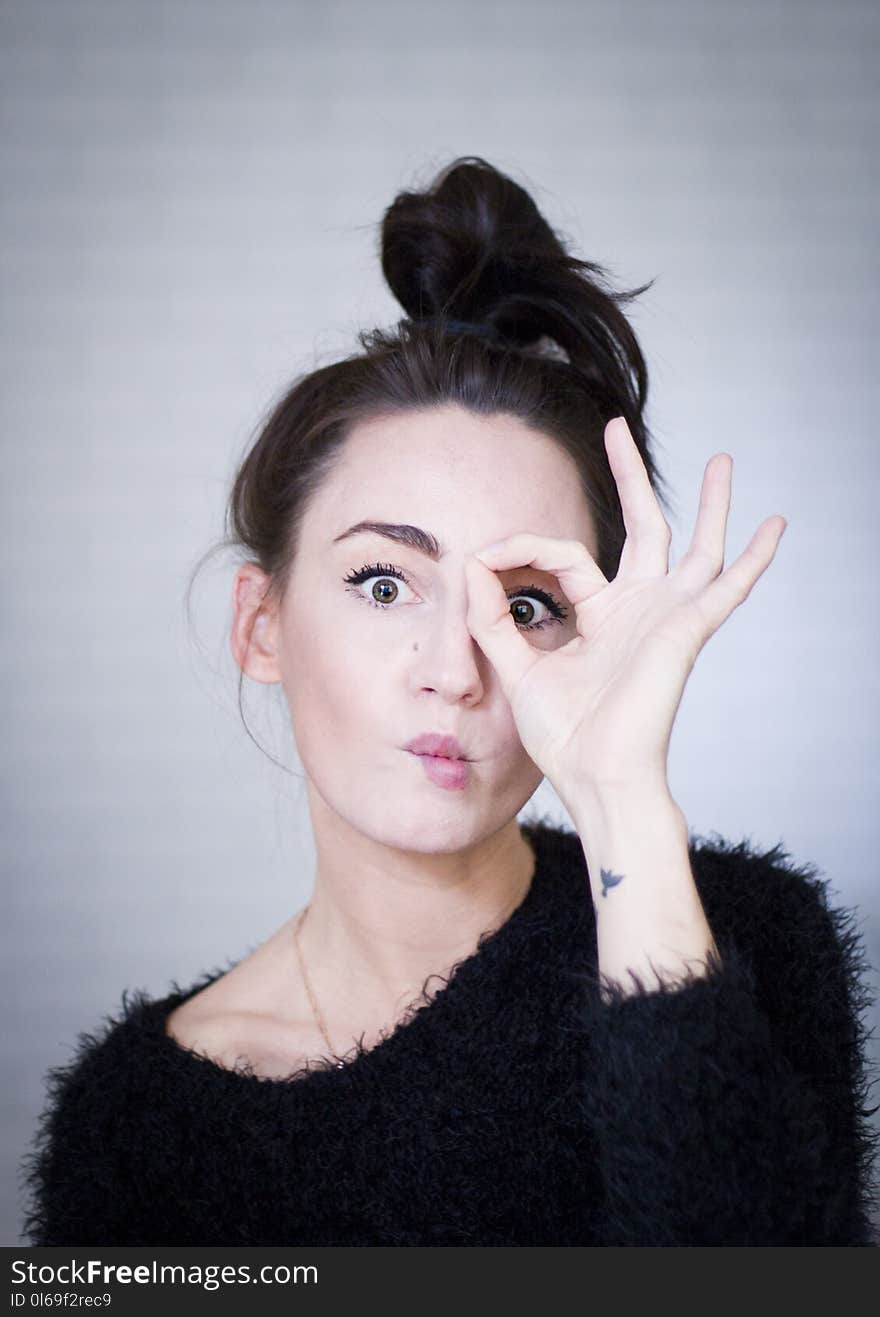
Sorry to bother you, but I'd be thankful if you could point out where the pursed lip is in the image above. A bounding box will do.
[404,733,470,761]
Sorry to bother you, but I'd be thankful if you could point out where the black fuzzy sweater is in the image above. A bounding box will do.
[20,819,880,1246]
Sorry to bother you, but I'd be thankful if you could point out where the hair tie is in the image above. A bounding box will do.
[412,315,504,345]
[410,316,569,364]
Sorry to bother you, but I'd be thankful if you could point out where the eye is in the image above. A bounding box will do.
[507,587,569,632]
[342,562,569,632]
[342,561,417,609]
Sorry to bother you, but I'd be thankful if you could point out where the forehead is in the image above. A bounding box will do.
[303,405,598,557]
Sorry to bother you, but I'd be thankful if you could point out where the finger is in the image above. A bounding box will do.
[606,417,673,579]
[471,531,608,613]
[675,453,733,586]
[692,516,787,638]
[463,555,541,702]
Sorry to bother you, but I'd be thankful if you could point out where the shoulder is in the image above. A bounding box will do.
[687,830,867,972]
[28,964,237,1135]
[35,985,161,1100]
[687,832,875,1068]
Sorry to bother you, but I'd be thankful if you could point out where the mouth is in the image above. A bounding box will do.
[408,750,471,791]
[404,733,471,761]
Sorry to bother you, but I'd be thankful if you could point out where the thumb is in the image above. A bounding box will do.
[464,555,540,704]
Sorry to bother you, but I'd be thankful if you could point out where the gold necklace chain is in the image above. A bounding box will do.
[293,905,347,1069]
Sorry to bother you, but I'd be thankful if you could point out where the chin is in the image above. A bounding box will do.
[357,803,488,855]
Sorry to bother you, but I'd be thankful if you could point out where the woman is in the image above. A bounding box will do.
[21,156,878,1246]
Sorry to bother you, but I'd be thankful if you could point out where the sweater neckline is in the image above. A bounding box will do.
[132,819,580,1098]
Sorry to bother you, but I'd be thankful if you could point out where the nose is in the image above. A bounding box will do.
[411,593,487,704]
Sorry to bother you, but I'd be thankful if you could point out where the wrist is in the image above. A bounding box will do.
[567,788,717,997]
[561,774,683,833]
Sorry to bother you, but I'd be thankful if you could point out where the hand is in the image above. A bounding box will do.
[463,416,787,801]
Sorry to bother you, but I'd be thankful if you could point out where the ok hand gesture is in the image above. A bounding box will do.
[464,416,787,804]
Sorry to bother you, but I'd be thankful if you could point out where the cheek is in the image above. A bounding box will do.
[279,620,359,726]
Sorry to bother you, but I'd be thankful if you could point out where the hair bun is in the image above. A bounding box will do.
[380,155,570,348]
[380,156,652,388]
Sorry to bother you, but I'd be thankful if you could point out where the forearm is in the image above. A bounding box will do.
[568,781,721,1001]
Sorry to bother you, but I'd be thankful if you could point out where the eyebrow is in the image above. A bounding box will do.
[331,521,445,561]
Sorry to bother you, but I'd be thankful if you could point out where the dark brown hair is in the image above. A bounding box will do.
[188,155,674,758]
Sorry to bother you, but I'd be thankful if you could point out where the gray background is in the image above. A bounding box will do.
[4,0,878,1244]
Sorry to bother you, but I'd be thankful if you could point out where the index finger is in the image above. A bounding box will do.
[473,531,608,611]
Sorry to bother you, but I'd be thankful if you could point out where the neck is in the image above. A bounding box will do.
[296,790,536,1031]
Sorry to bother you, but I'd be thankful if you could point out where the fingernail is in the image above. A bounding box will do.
[475,540,505,560]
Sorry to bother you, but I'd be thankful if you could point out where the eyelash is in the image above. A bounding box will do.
[342,560,569,631]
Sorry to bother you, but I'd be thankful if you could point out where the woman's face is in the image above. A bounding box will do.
[246,405,599,853]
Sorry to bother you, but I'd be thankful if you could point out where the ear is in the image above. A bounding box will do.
[230,562,282,684]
